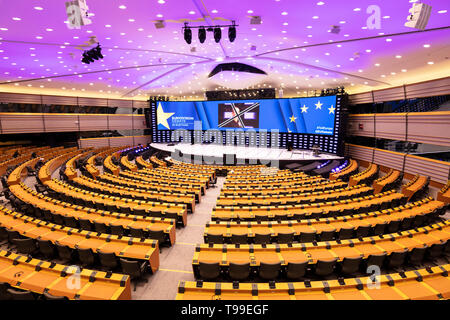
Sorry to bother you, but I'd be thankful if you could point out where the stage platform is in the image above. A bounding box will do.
[151,143,344,167]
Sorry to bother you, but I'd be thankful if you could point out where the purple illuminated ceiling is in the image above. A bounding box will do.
[0,0,449,100]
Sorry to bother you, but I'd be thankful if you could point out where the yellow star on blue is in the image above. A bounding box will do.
[289,115,297,123]
[157,102,174,130]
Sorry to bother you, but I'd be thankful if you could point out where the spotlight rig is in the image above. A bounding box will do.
[81,43,103,64]
[183,21,238,44]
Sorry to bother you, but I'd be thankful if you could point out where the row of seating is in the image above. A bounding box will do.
[220,180,347,197]
[204,197,447,244]
[85,146,125,178]
[329,159,359,181]
[119,170,207,196]
[437,180,450,204]
[37,148,83,183]
[0,250,132,300]
[138,167,211,188]
[211,190,407,221]
[349,163,379,187]
[215,185,373,207]
[70,175,196,213]
[98,172,202,202]
[43,179,188,226]
[176,263,450,300]
[8,183,175,246]
[373,169,403,194]
[221,176,325,190]
[0,205,160,272]
[401,174,430,202]
[192,220,450,280]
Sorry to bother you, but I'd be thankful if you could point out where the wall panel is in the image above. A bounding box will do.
[375,113,406,141]
[404,155,450,184]
[44,114,79,132]
[0,113,44,133]
[108,115,133,130]
[346,114,374,137]
[407,112,450,146]
[346,143,450,184]
[79,114,108,131]
[133,115,147,130]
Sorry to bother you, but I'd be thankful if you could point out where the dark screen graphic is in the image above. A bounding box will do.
[218,102,260,128]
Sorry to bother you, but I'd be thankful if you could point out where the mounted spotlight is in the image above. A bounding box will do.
[198,27,206,43]
[228,21,236,42]
[213,27,221,43]
[94,44,103,59]
[183,23,192,44]
[82,51,94,64]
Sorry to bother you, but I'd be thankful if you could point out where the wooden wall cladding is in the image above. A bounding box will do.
[348,76,450,104]
[108,115,133,131]
[346,114,375,137]
[347,111,450,147]
[0,113,44,134]
[346,143,450,184]
[133,115,147,130]
[407,112,450,147]
[0,113,146,134]
[0,91,147,108]
[346,143,373,163]
[44,114,79,132]
[373,148,405,172]
[404,155,450,184]
[79,136,151,148]
[375,113,407,141]
[406,77,450,99]
[78,114,109,131]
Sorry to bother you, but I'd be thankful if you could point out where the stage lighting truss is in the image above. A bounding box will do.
[182,21,238,44]
[81,43,103,64]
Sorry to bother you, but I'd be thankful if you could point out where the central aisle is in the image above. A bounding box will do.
[133,177,226,300]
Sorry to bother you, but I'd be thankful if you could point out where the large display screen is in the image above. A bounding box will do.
[156,96,337,135]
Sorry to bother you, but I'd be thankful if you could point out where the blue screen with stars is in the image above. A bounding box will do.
[156,96,337,135]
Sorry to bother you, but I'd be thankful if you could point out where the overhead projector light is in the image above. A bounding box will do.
[154,20,166,29]
[250,16,262,25]
[330,25,340,34]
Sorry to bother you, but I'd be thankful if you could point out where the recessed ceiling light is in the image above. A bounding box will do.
[317,1,325,5]
[375,63,380,67]
[12,17,21,21]
[189,11,196,14]
[401,69,407,72]
[438,10,447,14]
[247,10,254,13]
[34,6,43,10]
[119,5,126,9]
[156,14,163,18]
[212,9,218,13]
[105,24,111,27]
[128,18,135,22]
[383,16,390,19]
[428,61,434,65]
[386,38,392,42]
[0,28,8,31]
[353,8,361,11]
[312,16,319,19]
[395,55,402,58]
[158,0,165,3]
[46,28,53,31]
[423,44,430,48]
[281,12,288,15]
